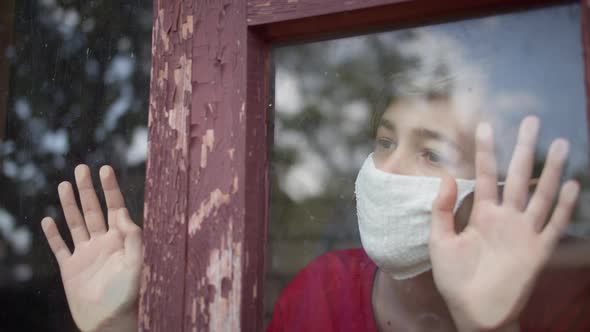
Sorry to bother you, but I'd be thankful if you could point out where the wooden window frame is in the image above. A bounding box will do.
[140,0,590,331]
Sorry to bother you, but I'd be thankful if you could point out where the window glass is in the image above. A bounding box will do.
[267,3,590,330]
[0,0,151,330]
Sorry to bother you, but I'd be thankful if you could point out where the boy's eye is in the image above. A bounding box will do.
[376,138,395,149]
[422,149,443,165]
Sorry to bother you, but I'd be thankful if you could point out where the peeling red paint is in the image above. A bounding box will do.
[157,9,170,51]
[140,265,151,329]
[182,0,258,330]
[182,15,194,40]
[191,298,197,323]
[239,102,246,123]
[202,237,243,331]
[140,0,192,330]
[188,188,231,235]
[200,129,215,168]
[221,276,233,298]
[169,55,192,158]
[157,62,168,89]
[232,175,239,194]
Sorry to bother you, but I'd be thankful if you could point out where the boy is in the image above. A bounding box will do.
[42,94,587,331]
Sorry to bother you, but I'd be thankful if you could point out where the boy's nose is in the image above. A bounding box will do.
[377,147,413,175]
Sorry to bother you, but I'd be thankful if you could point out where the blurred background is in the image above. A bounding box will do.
[266,2,590,324]
[0,0,151,330]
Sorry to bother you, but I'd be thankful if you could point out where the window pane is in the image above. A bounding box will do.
[0,0,151,330]
[267,3,590,330]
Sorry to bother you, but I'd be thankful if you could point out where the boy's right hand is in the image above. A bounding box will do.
[41,165,142,332]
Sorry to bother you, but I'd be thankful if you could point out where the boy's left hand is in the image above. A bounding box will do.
[429,116,579,331]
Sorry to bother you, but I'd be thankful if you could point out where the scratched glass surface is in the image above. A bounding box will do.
[267,3,590,328]
[0,0,151,330]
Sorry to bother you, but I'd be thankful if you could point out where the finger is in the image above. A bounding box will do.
[117,208,143,264]
[541,180,579,249]
[527,139,569,231]
[41,217,71,264]
[431,175,458,241]
[504,116,540,210]
[100,165,126,229]
[58,181,90,244]
[474,122,499,204]
[75,164,107,237]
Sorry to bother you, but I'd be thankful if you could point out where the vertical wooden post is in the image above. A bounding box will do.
[139,0,191,330]
[240,29,271,331]
[0,0,14,144]
[141,0,270,330]
[182,0,270,331]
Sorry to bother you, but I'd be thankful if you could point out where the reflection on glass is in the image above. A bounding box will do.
[268,3,590,330]
[0,0,151,330]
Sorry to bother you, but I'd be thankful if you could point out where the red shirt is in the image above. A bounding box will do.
[267,248,590,332]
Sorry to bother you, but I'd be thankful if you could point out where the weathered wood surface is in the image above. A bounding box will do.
[141,0,271,330]
[240,29,271,332]
[183,0,271,329]
[248,0,569,44]
[139,0,191,330]
[184,0,247,330]
[248,0,412,25]
[247,0,408,25]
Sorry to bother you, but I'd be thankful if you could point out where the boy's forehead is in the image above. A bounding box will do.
[380,98,478,145]
[384,99,456,127]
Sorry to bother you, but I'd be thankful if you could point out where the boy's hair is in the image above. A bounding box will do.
[370,64,457,136]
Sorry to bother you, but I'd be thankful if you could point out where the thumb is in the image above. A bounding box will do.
[117,208,143,263]
[431,175,458,241]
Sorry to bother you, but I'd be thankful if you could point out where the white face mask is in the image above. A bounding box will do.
[355,154,476,280]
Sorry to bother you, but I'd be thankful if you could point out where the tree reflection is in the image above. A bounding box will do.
[268,4,590,323]
[0,0,151,330]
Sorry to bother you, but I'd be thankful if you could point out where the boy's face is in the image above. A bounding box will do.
[373,98,477,180]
